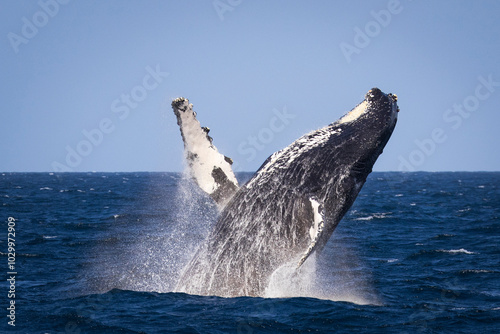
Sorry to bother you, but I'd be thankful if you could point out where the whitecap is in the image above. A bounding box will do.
[479,291,500,298]
[40,187,52,191]
[355,213,390,221]
[460,269,493,274]
[438,249,475,255]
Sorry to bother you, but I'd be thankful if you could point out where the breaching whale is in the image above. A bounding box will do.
[172,88,398,297]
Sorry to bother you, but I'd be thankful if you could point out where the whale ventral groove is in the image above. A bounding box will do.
[172,88,398,297]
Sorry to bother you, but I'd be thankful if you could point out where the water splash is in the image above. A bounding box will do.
[85,172,217,294]
[86,172,380,306]
[264,253,381,305]
[264,257,318,298]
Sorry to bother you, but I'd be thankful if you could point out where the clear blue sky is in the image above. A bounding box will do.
[1,0,499,172]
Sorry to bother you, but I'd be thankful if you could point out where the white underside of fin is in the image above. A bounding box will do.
[172,98,238,197]
[297,197,324,268]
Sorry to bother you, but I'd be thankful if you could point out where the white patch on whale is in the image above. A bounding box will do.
[172,97,238,206]
[309,197,323,241]
[338,100,368,124]
[295,196,326,268]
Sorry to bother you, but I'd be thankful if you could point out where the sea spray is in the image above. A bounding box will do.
[85,172,218,294]
[168,172,218,290]
[264,250,381,305]
[264,257,318,298]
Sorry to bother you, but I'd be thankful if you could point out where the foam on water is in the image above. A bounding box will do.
[438,248,476,255]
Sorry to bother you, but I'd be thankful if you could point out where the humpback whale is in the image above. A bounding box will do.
[172,88,398,297]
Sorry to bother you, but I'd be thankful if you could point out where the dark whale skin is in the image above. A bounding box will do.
[176,88,398,297]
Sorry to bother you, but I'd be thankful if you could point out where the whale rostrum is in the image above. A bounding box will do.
[172,88,398,297]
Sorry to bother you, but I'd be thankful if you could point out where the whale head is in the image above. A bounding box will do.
[334,87,399,179]
[295,88,399,264]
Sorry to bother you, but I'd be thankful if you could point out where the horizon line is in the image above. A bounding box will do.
[2,170,500,174]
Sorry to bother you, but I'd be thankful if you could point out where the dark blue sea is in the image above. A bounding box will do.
[1,172,499,333]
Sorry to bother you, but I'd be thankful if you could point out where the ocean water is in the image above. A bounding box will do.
[1,171,499,333]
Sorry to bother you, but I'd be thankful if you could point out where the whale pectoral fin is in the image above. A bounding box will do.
[172,98,239,207]
[211,166,240,206]
[297,196,325,268]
